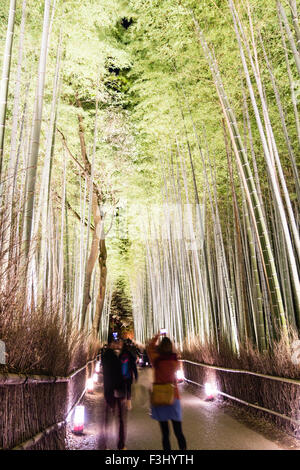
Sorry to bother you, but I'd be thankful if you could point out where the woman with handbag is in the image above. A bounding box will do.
[147,332,187,451]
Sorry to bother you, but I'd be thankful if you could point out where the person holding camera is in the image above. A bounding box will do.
[147,331,187,451]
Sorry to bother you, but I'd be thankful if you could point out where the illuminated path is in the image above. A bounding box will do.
[67,368,299,450]
[126,369,290,450]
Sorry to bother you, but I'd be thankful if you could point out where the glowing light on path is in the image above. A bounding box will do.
[93,373,98,383]
[205,382,217,399]
[86,378,94,392]
[176,369,184,382]
[73,406,84,434]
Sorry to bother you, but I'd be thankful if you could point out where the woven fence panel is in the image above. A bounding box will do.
[183,361,300,435]
[0,381,67,449]
[0,362,93,450]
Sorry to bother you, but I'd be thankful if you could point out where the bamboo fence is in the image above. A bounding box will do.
[181,359,300,436]
[0,358,98,450]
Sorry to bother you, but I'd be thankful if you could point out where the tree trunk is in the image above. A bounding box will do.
[92,232,107,339]
[81,194,102,330]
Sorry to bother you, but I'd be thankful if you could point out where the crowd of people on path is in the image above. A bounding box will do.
[100,331,187,451]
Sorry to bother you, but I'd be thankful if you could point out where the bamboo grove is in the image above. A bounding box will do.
[0,0,131,371]
[131,0,300,364]
[0,0,300,373]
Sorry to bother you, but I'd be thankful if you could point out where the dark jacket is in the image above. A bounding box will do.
[102,347,125,402]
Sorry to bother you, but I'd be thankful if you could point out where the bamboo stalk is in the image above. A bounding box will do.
[0,0,17,179]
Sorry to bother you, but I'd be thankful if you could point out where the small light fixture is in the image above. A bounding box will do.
[93,372,98,383]
[73,405,85,434]
[176,369,184,382]
[86,378,94,393]
[95,361,100,373]
[204,382,217,400]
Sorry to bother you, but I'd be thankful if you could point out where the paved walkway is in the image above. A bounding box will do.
[66,368,299,451]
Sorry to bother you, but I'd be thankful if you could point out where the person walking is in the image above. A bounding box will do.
[101,334,127,450]
[142,348,150,367]
[100,344,107,362]
[147,332,187,451]
[120,340,138,410]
